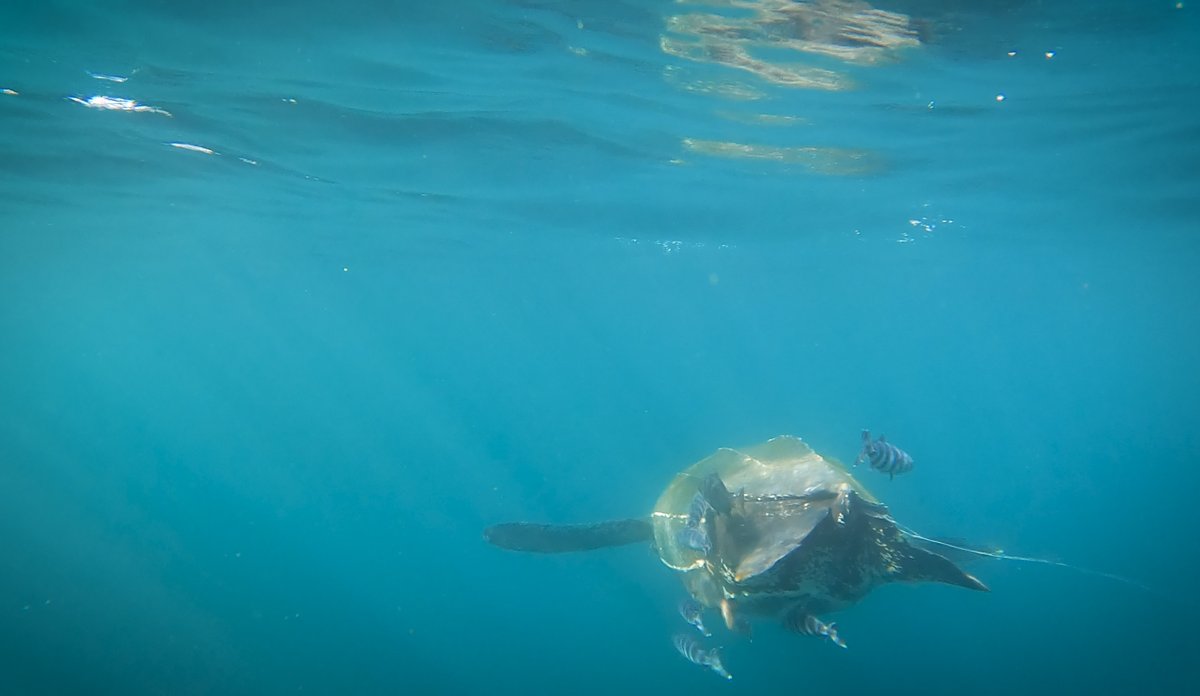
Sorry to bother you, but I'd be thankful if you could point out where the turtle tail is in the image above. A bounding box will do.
[484,518,654,553]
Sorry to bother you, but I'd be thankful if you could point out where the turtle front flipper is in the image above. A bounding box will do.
[484,518,653,553]
[894,543,990,592]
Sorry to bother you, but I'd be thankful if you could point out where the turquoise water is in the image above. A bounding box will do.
[2,1,1198,693]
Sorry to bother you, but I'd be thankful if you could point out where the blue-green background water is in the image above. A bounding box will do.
[2,1,1198,693]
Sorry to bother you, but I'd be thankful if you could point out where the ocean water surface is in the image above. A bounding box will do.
[2,1,1198,694]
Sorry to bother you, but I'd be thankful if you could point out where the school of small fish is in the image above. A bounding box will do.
[671,485,730,679]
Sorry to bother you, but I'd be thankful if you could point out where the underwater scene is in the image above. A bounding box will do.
[2,0,1198,694]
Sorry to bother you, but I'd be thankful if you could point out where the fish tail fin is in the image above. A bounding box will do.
[707,648,733,680]
[827,622,848,648]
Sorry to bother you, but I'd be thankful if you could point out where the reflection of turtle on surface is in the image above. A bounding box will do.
[485,435,987,678]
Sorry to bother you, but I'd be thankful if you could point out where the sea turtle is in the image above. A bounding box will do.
[485,435,986,643]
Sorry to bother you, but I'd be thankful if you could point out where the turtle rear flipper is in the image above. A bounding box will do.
[484,518,653,553]
[896,544,990,592]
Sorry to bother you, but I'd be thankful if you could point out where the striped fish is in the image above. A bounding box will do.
[678,598,711,636]
[677,491,714,554]
[676,526,711,555]
[855,429,913,479]
[672,633,732,680]
[686,491,712,528]
[786,612,848,649]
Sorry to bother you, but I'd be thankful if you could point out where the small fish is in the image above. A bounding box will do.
[787,612,847,649]
[678,598,711,636]
[672,633,732,680]
[855,430,913,479]
[676,526,712,555]
[686,491,712,528]
[679,491,715,555]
